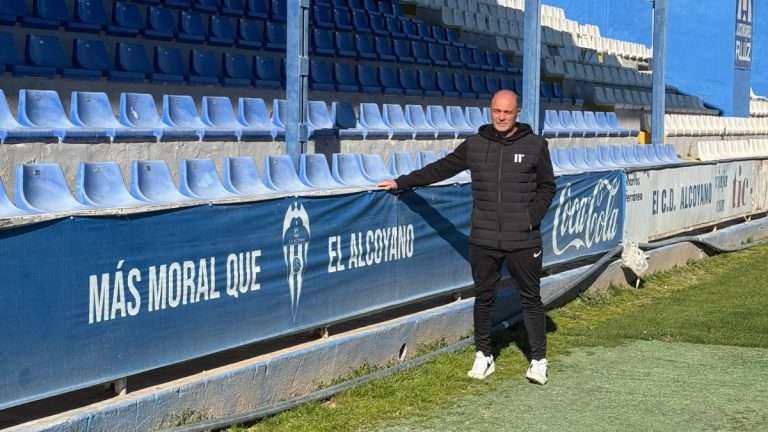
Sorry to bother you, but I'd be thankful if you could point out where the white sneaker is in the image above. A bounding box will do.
[526,358,548,385]
[467,351,495,380]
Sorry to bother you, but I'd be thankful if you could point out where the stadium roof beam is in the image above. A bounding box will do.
[651,0,668,145]
[520,0,542,132]
[285,0,310,165]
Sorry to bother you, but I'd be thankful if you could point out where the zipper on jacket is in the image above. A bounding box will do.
[497,145,503,248]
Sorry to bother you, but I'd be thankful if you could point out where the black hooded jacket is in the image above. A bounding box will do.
[395,123,556,250]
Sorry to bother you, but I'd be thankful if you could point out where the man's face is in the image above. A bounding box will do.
[490,94,520,136]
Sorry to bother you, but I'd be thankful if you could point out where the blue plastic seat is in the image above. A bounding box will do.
[271,99,290,135]
[465,106,486,130]
[334,63,359,92]
[399,69,422,96]
[306,100,335,137]
[331,153,371,187]
[542,109,570,138]
[209,15,236,46]
[73,39,114,79]
[571,110,599,137]
[404,105,438,138]
[312,4,333,28]
[378,66,402,95]
[570,147,593,170]
[70,0,110,32]
[263,155,313,192]
[222,0,245,15]
[558,110,585,138]
[163,95,237,141]
[393,39,414,63]
[223,156,274,195]
[411,41,431,65]
[189,49,221,85]
[447,106,476,137]
[152,46,186,83]
[144,6,175,40]
[237,17,263,49]
[119,92,198,141]
[237,97,279,139]
[369,13,387,36]
[444,45,462,67]
[470,75,492,99]
[0,32,42,76]
[352,9,371,33]
[15,163,92,213]
[385,16,403,38]
[382,104,416,139]
[0,89,57,144]
[356,64,381,94]
[401,19,420,41]
[428,43,448,66]
[24,0,71,29]
[355,33,377,59]
[309,59,335,92]
[426,105,458,138]
[632,144,654,165]
[485,76,502,96]
[552,82,574,105]
[0,178,31,217]
[389,152,416,176]
[585,111,618,137]
[246,0,269,19]
[418,70,441,97]
[71,91,157,141]
[331,101,368,139]
[374,36,396,62]
[76,161,144,208]
[0,0,28,25]
[18,89,109,142]
[165,0,191,9]
[312,28,336,56]
[458,47,479,69]
[553,147,579,172]
[202,95,272,140]
[620,145,644,167]
[605,111,639,137]
[335,31,356,57]
[193,0,219,13]
[358,102,393,139]
[265,21,287,51]
[179,159,237,199]
[178,10,207,43]
[107,2,144,36]
[359,154,393,182]
[436,72,460,98]
[253,55,282,89]
[661,144,683,163]
[454,74,477,98]
[222,52,253,86]
[271,0,287,21]
[26,34,101,79]
[540,82,556,103]
[416,21,434,42]
[610,145,632,167]
[112,42,152,82]
[596,145,624,168]
[416,150,437,169]
[130,160,193,203]
[299,154,344,189]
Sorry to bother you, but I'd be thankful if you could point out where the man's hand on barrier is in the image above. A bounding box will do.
[377,180,398,190]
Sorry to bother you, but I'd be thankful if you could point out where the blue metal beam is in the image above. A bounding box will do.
[521,0,542,132]
[651,0,668,145]
[285,0,309,165]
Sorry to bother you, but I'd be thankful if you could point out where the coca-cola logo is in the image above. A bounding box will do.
[552,178,621,255]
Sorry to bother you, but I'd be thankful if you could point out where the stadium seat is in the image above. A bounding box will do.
[18,89,109,142]
[358,102,393,139]
[222,0,245,16]
[221,52,253,86]
[542,109,572,138]
[553,147,579,172]
[0,32,49,77]
[582,111,615,137]
[237,17,263,49]
[312,28,335,56]
[416,21,434,42]
[209,15,236,46]
[70,0,110,32]
[399,69,423,96]
[271,0,287,21]
[416,150,437,169]
[447,106,476,137]
[333,7,353,31]
[369,13,387,36]
[485,76,502,96]
[70,91,158,141]
[454,74,477,98]
[238,97,280,139]
[0,0,28,25]
[411,41,431,65]
[165,0,192,9]
[271,99,288,133]
[633,144,654,165]
[306,100,336,137]
[262,155,313,192]
[26,34,101,79]
[557,110,584,138]
[331,153,371,187]
[570,147,594,170]
[265,22,287,51]
[189,49,222,85]
[202,95,272,140]
[331,101,363,139]
[107,2,144,36]
[401,18,419,40]
[356,64,382,94]
[73,39,115,79]
[426,105,459,138]
[552,82,575,105]
[334,63,360,92]
[418,71,441,97]
[163,95,238,140]
[404,105,438,138]
[385,16,404,38]
[179,159,238,199]
[223,156,274,195]
[178,10,207,43]
[352,9,372,34]
[596,145,624,168]
[253,55,282,89]
[605,112,639,137]
[470,75,492,99]
[355,33,377,60]
[382,104,416,139]
[0,89,57,144]
[152,46,186,84]
[119,92,198,140]
[373,36,395,62]
[0,178,31,217]
[15,163,92,213]
[246,0,269,19]
[144,6,176,40]
[75,162,144,208]
[193,0,219,13]
[359,154,394,182]
[299,154,344,189]
[393,39,415,63]
[112,42,152,81]
[378,66,402,95]
[389,152,416,176]
[130,160,193,203]
[23,0,71,29]
[465,106,486,130]
[309,59,335,92]
[436,72,460,98]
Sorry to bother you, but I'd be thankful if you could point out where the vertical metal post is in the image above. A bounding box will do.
[651,0,668,145]
[285,0,309,166]
[521,0,542,132]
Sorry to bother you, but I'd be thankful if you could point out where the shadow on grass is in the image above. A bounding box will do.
[491,315,559,362]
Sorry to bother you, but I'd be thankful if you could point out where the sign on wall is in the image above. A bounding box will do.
[735,0,753,70]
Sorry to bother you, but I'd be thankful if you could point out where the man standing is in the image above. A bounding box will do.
[377,90,556,384]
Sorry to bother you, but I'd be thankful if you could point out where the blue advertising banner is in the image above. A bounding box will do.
[0,171,624,409]
[735,0,753,70]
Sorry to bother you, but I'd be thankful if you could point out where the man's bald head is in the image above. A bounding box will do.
[490,90,520,137]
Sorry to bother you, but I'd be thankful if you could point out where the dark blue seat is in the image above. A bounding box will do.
[359,154,394,182]
[416,21,435,43]
[24,0,71,29]
[356,64,381,94]
[130,160,193,203]
[369,13,387,36]
[223,156,274,195]
[209,16,235,46]
[0,32,40,76]
[107,2,144,36]
[432,25,449,45]
[497,52,518,74]
[271,0,287,21]
[454,74,477,98]
[18,89,109,142]
[263,155,313,192]
[436,71,460,98]
[485,51,503,72]
[203,95,271,140]
[333,7,353,31]
[399,69,422,96]
[427,43,448,66]
[411,41,431,65]
[355,33,377,59]
[358,102,392,138]
[404,105,438,138]
[540,82,556,103]
[378,66,401,95]
[26,34,101,79]
[382,104,416,139]
[265,21,287,51]
[178,10,207,43]
[393,39,414,63]
[73,39,114,79]
[163,94,238,140]
[76,162,144,208]
[309,59,335,92]
[552,82,574,105]
[113,42,152,81]
[237,97,279,139]
[444,45,462,67]
[418,70,441,97]
[426,105,458,138]
[401,18,420,41]
[246,0,269,19]
[179,159,238,199]
[152,46,186,84]
[237,17,263,49]
[446,28,464,47]
[331,153,370,187]
[0,178,31,217]
[0,89,57,144]
[312,28,335,56]
[485,76,501,95]
[15,163,92,213]
[70,0,110,32]
[446,105,476,137]
[0,0,28,25]
[335,31,356,57]
[165,0,192,9]
[119,92,198,140]
[193,0,219,13]
[374,36,396,62]
[253,55,282,89]
[70,91,157,141]
[188,49,221,85]
[351,9,371,33]
[334,63,359,92]
[222,0,245,15]
[222,52,252,86]
[300,154,344,189]
[331,101,368,139]
[144,6,175,40]
[385,16,403,38]
[312,4,333,29]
